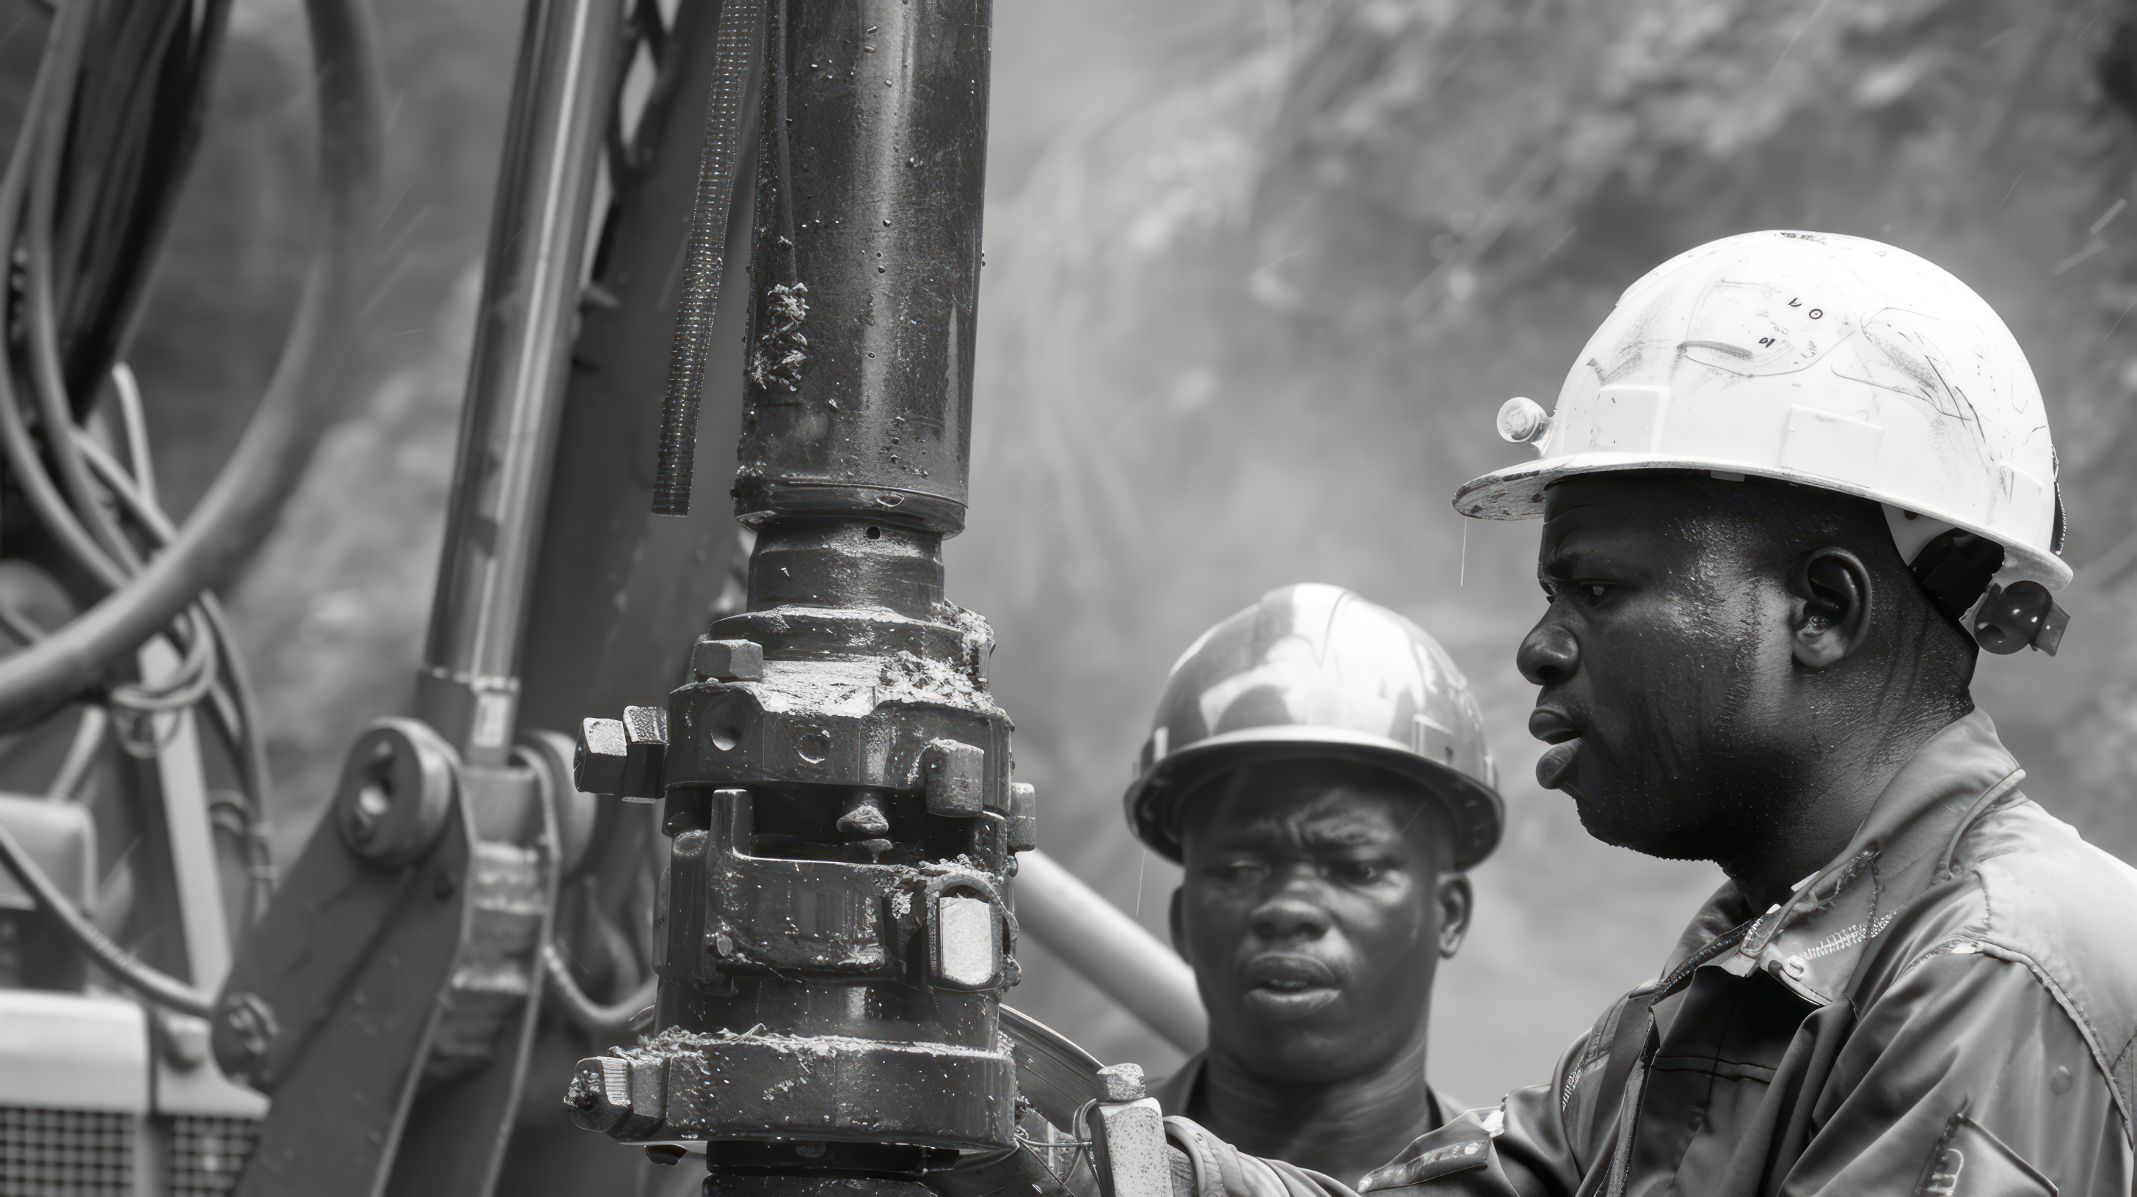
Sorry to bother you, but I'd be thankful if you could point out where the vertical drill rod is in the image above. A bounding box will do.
[569,4,1019,1193]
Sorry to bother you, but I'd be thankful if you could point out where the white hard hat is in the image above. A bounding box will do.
[1456,230,2070,646]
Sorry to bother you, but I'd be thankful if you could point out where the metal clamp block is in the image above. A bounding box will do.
[929,891,1001,990]
[1089,1075,1169,1197]
[1007,780,1038,852]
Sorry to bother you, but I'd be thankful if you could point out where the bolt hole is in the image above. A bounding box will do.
[865,525,881,540]
[710,723,740,752]
[356,783,392,824]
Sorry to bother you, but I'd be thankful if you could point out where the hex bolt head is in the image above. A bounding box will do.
[565,1057,631,1134]
[619,705,669,802]
[920,739,985,816]
[214,992,279,1084]
[1098,1062,1147,1103]
[690,638,765,682]
[575,718,629,796]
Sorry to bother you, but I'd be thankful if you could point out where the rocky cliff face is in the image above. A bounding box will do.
[960,0,2137,1092]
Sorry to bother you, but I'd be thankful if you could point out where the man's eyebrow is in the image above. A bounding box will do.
[1539,548,1594,580]
[1540,532,1644,579]
[1298,823,1388,851]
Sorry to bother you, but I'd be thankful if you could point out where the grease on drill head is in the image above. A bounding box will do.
[748,280,811,393]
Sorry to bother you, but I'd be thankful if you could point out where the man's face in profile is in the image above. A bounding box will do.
[1172,759,1468,1083]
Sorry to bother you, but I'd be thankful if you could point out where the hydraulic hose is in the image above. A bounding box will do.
[0,0,386,731]
[541,944,657,1035]
[0,0,380,1007]
[0,810,216,1019]
[75,432,277,911]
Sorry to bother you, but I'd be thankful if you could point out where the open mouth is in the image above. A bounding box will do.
[1239,956,1341,1021]
[1536,739,1583,789]
[1529,709,1583,791]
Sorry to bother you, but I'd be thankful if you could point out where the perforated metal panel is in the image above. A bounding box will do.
[165,1115,259,1196]
[0,1105,135,1195]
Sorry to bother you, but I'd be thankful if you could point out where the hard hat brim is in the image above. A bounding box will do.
[1124,728,1505,871]
[1453,452,2074,591]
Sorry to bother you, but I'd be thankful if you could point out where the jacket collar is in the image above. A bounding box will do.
[1661,709,2026,1007]
[1151,1051,1452,1129]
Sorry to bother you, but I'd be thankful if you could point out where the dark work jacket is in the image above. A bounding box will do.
[1164,712,2137,1196]
[1153,1053,1453,1187]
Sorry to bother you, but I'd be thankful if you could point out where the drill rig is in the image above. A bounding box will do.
[0,0,1203,1194]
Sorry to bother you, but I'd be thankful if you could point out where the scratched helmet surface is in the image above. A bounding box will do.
[1455,230,2070,593]
[1123,583,1503,869]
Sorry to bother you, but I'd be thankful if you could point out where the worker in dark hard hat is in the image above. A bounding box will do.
[1122,582,1503,1187]
[1148,232,2137,1195]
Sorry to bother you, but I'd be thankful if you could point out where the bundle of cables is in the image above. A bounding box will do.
[0,0,383,1019]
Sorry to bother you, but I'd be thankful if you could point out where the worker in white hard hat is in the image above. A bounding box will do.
[1145,232,2137,1196]
[1122,582,1503,1187]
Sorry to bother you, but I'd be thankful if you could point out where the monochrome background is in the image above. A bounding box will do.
[115,0,2137,1104]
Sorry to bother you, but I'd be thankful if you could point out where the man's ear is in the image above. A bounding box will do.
[1168,886,1189,964]
[1791,548,1873,670]
[1437,874,1472,959]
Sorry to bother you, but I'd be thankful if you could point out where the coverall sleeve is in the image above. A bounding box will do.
[1779,948,2133,1195]
[1157,1022,1600,1196]
[1351,1029,1592,1196]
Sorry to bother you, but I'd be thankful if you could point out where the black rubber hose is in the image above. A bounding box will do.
[69,0,239,392]
[0,810,216,1018]
[0,0,122,592]
[540,943,657,1035]
[650,0,762,517]
[0,8,222,720]
[75,432,276,909]
[0,0,386,731]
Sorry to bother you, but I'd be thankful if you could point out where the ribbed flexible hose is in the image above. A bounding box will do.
[650,0,763,516]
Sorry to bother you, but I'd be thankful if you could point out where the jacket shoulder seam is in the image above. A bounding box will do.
[1912,931,2137,1150]
[2112,1027,2137,1080]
